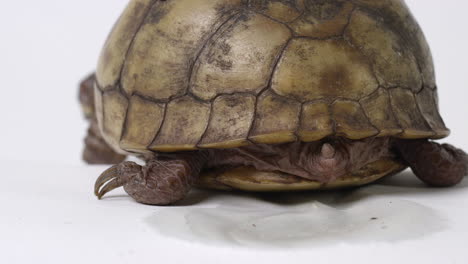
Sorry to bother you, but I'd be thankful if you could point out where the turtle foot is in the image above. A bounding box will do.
[394,139,467,187]
[95,158,199,205]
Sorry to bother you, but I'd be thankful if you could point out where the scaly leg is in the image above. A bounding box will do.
[394,139,468,186]
[94,152,209,205]
[79,73,126,164]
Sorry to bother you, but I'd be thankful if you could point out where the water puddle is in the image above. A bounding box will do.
[145,189,447,248]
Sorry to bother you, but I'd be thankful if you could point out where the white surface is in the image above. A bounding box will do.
[0,1,467,264]
[2,162,468,264]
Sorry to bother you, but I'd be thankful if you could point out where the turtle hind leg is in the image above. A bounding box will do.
[394,139,468,187]
[79,73,126,164]
[83,120,126,164]
[94,152,210,205]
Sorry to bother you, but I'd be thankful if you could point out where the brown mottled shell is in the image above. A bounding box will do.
[95,0,449,154]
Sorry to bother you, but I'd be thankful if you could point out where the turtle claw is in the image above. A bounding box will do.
[94,165,123,199]
[94,162,143,199]
[96,178,122,199]
[94,156,206,205]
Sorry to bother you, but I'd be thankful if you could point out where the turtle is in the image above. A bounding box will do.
[79,0,468,205]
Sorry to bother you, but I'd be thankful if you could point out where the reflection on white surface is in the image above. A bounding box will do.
[147,186,447,248]
[0,161,467,264]
[0,0,467,262]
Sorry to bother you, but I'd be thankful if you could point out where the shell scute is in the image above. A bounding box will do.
[332,100,378,139]
[416,88,450,138]
[271,38,378,102]
[121,0,244,100]
[96,0,154,90]
[95,0,449,153]
[297,101,334,142]
[120,96,165,152]
[250,0,302,23]
[345,9,422,90]
[199,94,256,149]
[191,12,292,100]
[101,91,129,154]
[389,88,434,138]
[289,0,355,38]
[249,90,301,144]
[360,88,402,136]
[149,96,211,152]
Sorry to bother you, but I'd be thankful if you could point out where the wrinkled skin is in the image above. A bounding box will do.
[80,76,468,205]
[92,138,467,205]
[204,138,393,183]
[395,139,468,187]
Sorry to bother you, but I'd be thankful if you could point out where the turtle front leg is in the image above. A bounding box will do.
[79,73,126,164]
[394,139,468,187]
[94,152,210,205]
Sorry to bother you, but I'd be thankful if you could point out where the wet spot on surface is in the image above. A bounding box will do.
[145,185,447,248]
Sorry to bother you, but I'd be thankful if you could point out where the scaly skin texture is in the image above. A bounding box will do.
[95,152,210,205]
[205,137,393,183]
[95,138,396,205]
[119,160,194,205]
[394,139,468,187]
[79,74,126,164]
[94,138,468,205]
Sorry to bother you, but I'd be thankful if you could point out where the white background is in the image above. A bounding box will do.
[0,1,467,264]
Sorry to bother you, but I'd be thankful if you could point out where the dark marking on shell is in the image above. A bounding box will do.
[304,0,346,21]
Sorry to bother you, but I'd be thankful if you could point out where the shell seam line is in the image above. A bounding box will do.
[198,93,257,147]
[116,0,160,98]
[341,8,381,88]
[412,90,437,136]
[96,88,107,137]
[265,37,293,96]
[147,103,168,151]
[293,102,306,140]
[247,34,295,140]
[195,98,216,148]
[387,90,407,138]
[251,10,295,34]
[357,100,381,136]
[133,92,169,104]
[188,10,244,95]
[245,92,260,145]
[358,88,403,135]
[342,35,380,88]
[118,86,132,149]
[246,91,261,141]
[341,5,357,36]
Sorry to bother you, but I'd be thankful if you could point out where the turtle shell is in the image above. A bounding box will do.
[94,0,449,154]
[196,159,406,192]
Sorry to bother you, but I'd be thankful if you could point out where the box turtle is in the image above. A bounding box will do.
[79,0,467,205]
